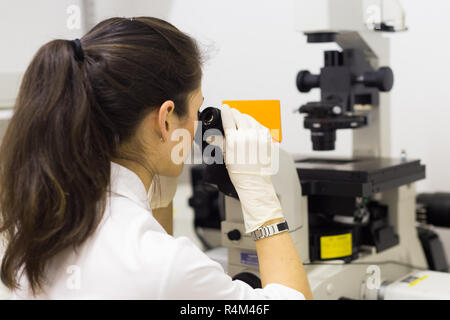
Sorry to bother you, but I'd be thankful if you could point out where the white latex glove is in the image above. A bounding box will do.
[148,175,178,210]
[221,104,284,233]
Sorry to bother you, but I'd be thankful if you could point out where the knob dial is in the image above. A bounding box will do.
[297,70,320,93]
[361,67,394,92]
[227,229,241,241]
[232,272,262,289]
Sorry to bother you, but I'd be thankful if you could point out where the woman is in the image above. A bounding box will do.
[0,17,312,299]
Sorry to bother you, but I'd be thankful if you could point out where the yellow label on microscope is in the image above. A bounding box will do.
[320,233,352,259]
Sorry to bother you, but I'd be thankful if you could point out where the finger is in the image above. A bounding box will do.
[221,104,236,131]
[242,114,258,129]
[230,108,248,130]
[241,114,273,141]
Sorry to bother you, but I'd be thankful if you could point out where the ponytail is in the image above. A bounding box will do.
[0,39,113,294]
[0,16,202,295]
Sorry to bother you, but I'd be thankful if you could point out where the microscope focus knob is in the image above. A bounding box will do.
[361,67,394,92]
[232,272,262,289]
[297,70,320,93]
[227,229,241,241]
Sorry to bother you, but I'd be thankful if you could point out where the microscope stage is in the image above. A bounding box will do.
[295,157,425,197]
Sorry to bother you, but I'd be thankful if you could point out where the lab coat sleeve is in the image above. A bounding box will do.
[157,236,305,300]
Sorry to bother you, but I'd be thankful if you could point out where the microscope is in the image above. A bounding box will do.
[193,0,450,299]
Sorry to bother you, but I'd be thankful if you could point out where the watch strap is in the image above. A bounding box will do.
[251,220,289,241]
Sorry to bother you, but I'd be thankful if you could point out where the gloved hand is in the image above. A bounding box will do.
[148,175,178,210]
[220,104,284,233]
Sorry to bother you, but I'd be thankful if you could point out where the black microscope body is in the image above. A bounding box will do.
[297,32,393,151]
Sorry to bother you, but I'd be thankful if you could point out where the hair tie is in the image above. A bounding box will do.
[71,38,84,62]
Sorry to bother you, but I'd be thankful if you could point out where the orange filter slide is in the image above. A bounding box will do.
[221,100,282,142]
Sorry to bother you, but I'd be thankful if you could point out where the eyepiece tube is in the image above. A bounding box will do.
[199,107,224,135]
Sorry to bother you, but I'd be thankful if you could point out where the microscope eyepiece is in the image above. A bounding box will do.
[199,107,224,135]
[203,110,215,125]
[197,106,239,198]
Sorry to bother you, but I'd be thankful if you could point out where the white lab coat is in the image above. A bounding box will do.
[12,162,305,300]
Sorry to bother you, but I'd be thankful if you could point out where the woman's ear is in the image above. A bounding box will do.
[158,100,175,142]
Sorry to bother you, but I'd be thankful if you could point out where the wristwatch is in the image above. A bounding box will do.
[251,220,289,241]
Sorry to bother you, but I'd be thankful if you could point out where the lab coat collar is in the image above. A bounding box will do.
[109,162,150,210]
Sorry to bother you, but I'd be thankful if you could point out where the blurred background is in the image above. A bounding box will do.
[0,0,449,297]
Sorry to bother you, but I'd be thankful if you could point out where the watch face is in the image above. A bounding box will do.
[277,222,288,232]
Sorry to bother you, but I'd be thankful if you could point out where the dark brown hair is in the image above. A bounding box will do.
[0,17,202,294]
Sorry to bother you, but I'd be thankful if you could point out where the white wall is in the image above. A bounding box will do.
[2,1,449,189]
[0,0,84,72]
[85,0,173,29]
[389,1,450,193]
[164,0,450,193]
[168,0,348,157]
[4,1,448,192]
